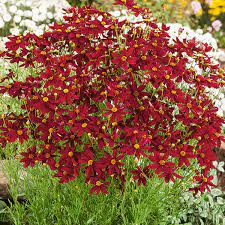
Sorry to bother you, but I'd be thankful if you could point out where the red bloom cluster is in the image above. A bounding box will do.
[0,0,225,195]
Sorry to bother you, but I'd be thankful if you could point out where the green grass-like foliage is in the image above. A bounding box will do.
[0,158,182,225]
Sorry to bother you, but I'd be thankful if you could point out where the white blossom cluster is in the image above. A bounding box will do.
[0,0,70,36]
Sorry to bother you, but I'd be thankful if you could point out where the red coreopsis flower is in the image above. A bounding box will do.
[192,173,216,192]
[1,119,29,144]
[121,139,148,159]
[123,126,150,143]
[71,120,95,137]
[112,48,138,71]
[37,144,57,167]
[104,101,127,122]
[131,166,151,186]
[99,150,124,175]
[33,49,52,65]
[158,164,183,183]
[35,118,59,142]
[54,166,76,183]
[53,85,80,105]
[89,177,110,195]
[148,152,182,182]
[196,148,216,170]
[114,0,141,14]
[172,144,195,167]
[27,93,56,114]
[79,148,102,180]
[20,146,37,168]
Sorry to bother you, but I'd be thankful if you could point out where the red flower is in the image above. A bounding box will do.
[148,152,182,182]
[131,166,151,186]
[112,48,138,71]
[20,146,37,168]
[193,174,216,192]
[100,150,124,175]
[121,139,148,159]
[104,101,127,122]
[79,148,103,180]
[172,144,195,167]
[54,166,76,183]
[89,178,110,195]
[70,120,92,137]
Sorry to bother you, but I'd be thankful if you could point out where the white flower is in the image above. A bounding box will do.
[3,14,12,22]
[23,19,36,28]
[212,20,222,32]
[215,99,222,107]
[14,15,21,23]
[0,4,7,15]
[221,99,225,112]
[25,0,32,7]
[218,93,225,99]
[196,29,203,35]
[32,14,41,22]
[19,20,25,26]
[217,109,224,117]
[0,41,5,51]
[110,11,121,17]
[39,24,46,30]
[39,13,47,21]
[23,30,29,35]
[211,89,220,96]
[39,5,47,14]
[167,23,218,50]
[9,27,20,35]
[23,10,32,17]
[191,1,202,15]
[0,0,68,37]
[47,12,53,19]
[33,27,44,35]
[16,9,24,16]
[9,5,17,14]
[0,16,4,28]
[15,1,22,7]
[32,8,40,16]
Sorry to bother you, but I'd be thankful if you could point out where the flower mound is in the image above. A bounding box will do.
[0,0,225,195]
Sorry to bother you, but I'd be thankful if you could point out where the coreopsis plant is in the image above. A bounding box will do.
[0,0,225,195]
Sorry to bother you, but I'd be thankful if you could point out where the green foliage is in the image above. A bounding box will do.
[135,0,178,23]
[67,0,95,7]
[170,187,225,225]
[0,159,183,225]
[2,158,224,225]
[168,164,225,225]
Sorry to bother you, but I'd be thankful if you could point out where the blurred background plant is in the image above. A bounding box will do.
[67,0,95,7]
[185,0,225,48]
[0,0,69,37]
[119,0,225,48]
[149,0,193,23]
[134,0,179,23]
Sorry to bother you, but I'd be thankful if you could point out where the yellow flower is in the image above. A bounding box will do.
[196,9,203,16]
[209,0,225,16]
